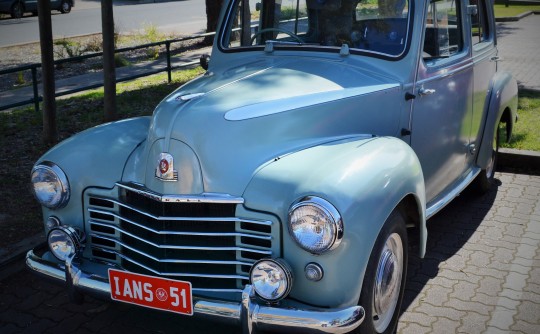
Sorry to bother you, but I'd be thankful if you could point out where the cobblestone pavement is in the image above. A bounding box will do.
[398,172,540,334]
[1,172,539,333]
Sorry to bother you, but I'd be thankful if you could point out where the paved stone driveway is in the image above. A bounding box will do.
[1,172,539,333]
[398,172,540,334]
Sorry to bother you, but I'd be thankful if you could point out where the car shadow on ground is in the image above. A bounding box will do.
[400,177,500,314]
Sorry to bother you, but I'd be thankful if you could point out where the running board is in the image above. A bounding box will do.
[426,168,481,219]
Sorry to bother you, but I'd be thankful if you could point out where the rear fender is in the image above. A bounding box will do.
[476,71,518,169]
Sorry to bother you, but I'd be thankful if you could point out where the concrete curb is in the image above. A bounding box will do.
[496,10,540,22]
[499,148,540,174]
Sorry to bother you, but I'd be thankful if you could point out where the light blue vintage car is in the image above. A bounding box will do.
[27,0,517,333]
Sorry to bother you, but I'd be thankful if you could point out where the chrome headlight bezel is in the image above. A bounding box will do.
[288,196,343,255]
[31,161,70,209]
[250,258,293,302]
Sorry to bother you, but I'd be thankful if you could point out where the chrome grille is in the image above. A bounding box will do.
[84,183,275,294]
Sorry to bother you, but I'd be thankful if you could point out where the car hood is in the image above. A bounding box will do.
[124,56,403,196]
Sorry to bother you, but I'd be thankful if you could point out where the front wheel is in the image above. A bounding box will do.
[10,1,24,18]
[355,209,408,334]
[60,0,71,14]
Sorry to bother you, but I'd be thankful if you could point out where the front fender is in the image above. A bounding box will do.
[477,71,518,169]
[35,117,151,230]
[243,136,426,308]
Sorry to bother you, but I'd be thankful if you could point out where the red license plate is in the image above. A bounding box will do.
[108,269,193,315]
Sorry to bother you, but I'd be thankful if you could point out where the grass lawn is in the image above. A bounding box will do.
[494,4,540,17]
[502,90,540,151]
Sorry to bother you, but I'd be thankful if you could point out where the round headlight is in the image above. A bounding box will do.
[48,226,82,261]
[288,196,343,254]
[31,162,70,209]
[250,258,293,302]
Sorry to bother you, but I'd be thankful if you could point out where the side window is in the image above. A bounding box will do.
[470,0,490,45]
[423,0,463,60]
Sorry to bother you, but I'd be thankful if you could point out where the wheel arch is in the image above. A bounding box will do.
[476,71,518,170]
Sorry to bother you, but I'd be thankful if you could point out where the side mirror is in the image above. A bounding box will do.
[200,54,211,70]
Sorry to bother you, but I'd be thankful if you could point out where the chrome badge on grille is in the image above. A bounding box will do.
[155,153,178,182]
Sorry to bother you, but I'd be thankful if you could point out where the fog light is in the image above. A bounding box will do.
[48,226,83,261]
[250,258,293,302]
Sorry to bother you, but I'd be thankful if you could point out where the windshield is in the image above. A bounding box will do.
[220,0,412,57]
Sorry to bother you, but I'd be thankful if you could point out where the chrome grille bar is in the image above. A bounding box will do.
[90,233,256,266]
[93,246,249,280]
[89,220,272,253]
[116,182,245,204]
[86,185,275,293]
[89,209,272,240]
[90,198,272,226]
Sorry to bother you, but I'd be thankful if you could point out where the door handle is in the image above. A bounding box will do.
[418,88,436,96]
[490,56,500,62]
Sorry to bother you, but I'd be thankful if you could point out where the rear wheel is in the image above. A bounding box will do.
[355,209,408,334]
[10,1,24,18]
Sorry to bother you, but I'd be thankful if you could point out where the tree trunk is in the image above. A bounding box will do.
[37,0,57,144]
[204,0,225,45]
[102,0,117,122]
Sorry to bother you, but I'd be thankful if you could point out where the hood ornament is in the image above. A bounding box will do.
[155,153,178,182]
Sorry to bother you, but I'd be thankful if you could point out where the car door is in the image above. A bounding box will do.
[411,0,474,205]
[468,0,498,163]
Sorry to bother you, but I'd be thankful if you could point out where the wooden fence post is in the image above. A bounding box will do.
[37,0,57,144]
[102,0,117,122]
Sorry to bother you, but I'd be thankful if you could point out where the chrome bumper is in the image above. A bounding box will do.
[26,249,364,334]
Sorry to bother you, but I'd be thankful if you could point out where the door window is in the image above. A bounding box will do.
[423,0,463,60]
[470,0,491,45]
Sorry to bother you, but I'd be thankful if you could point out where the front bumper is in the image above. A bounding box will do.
[26,248,364,334]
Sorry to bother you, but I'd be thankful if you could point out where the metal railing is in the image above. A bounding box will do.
[0,32,215,113]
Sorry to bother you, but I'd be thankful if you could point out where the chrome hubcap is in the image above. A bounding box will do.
[372,233,403,333]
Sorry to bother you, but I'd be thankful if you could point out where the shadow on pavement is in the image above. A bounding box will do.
[400,177,499,313]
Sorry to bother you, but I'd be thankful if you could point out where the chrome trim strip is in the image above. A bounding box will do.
[88,211,272,240]
[116,182,245,204]
[225,84,400,121]
[26,249,364,334]
[90,235,256,266]
[90,198,272,226]
[426,168,481,219]
[88,221,272,254]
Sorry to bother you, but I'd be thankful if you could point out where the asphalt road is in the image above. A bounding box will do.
[0,0,206,47]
